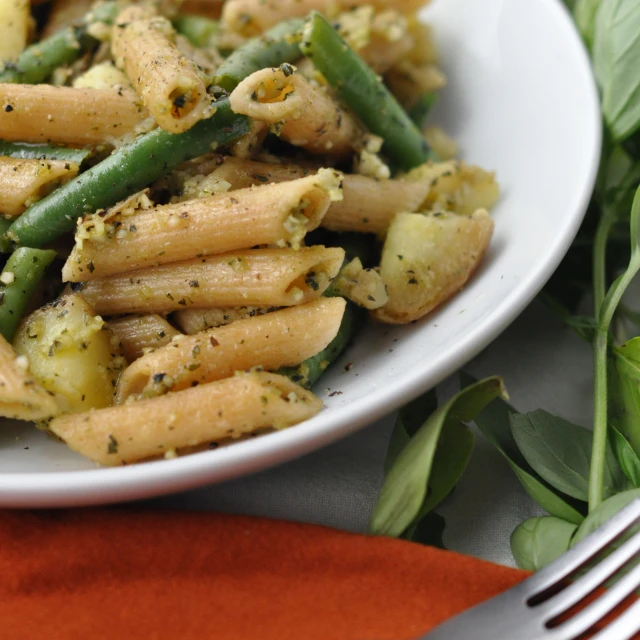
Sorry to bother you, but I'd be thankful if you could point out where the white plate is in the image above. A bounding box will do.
[0,0,600,506]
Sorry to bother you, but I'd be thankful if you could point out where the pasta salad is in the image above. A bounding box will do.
[0,0,499,465]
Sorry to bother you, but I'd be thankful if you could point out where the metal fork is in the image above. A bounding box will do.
[421,498,640,639]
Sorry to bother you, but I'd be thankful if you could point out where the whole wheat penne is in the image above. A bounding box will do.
[203,156,312,189]
[0,84,151,145]
[63,169,342,281]
[108,314,181,363]
[222,0,428,35]
[0,334,59,421]
[115,297,346,401]
[41,0,92,39]
[78,246,345,315]
[50,371,322,466]
[0,157,79,217]
[173,306,275,334]
[203,157,431,235]
[112,5,214,134]
[229,68,362,158]
[0,0,29,61]
[323,174,430,235]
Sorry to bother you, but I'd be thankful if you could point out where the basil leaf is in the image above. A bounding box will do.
[571,488,640,545]
[511,517,579,571]
[510,466,586,525]
[609,337,640,456]
[510,410,627,501]
[574,0,601,47]
[462,373,586,524]
[383,388,437,475]
[413,420,475,521]
[609,426,640,487]
[369,377,506,537]
[594,0,640,141]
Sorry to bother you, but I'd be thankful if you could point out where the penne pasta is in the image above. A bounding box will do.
[173,306,275,334]
[0,84,151,146]
[108,314,181,363]
[77,246,345,315]
[0,156,79,217]
[323,173,429,235]
[112,5,215,134]
[0,334,59,422]
[0,0,30,61]
[50,371,322,466]
[229,67,363,158]
[202,157,432,235]
[222,0,429,36]
[63,169,343,281]
[115,297,346,401]
[202,156,312,189]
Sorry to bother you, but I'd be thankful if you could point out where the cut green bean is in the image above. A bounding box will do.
[0,141,91,164]
[173,14,221,48]
[0,248,57,341]
[0,1,117,84]
[277,302,361,389]
[301,12,432,171]
[409,93,437,130]
[213,18,304,91]
[0,218,13,253]
[7,99,250,248]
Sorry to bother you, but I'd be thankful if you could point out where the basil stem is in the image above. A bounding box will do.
[590,185,640,510]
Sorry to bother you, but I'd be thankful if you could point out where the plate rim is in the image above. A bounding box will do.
[0,0,602,507]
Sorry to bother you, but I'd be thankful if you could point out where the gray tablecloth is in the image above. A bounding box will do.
[146,299,593,567]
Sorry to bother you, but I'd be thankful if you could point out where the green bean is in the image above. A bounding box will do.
[409,93,437,131]
[7,98,250,248]
[277,302,361,389]
[0,141,91,165]
[300,12,432,171]
[0,248,57,341]
[0,1,117,84]
[173,14,221,48]
[0,219,13,253]
[213,18,304,91]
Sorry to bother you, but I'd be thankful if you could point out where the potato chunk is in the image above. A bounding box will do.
[374,210,494,324]
[405,161,500,215]
[0,334,59,421]
[13,294,124,413]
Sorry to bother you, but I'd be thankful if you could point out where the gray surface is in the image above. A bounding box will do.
[146,300,593,567]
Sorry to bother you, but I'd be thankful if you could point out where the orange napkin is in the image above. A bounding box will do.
[0,509,527,640]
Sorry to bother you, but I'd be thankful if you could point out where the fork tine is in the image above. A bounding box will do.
[550,559,640,638]
[527,499,640,596]
[538,528,640,620]
[589,596,640,640]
